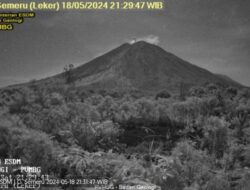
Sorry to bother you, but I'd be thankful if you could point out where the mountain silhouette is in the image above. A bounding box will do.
[58,41,242,92]
[8,41,243,93]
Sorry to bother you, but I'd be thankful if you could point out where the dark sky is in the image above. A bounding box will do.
[0,0,250,87]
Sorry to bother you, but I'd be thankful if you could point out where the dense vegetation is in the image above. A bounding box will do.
[0,82,250,190]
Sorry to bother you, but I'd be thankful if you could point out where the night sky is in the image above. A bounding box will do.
[0,0,249,87]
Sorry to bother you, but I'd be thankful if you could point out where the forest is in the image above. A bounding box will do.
[0,81,250,190]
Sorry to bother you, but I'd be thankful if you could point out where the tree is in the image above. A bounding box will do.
[233,104,250,143]
[189,86,206,97]
[64,64,74,83]
[97,96,117,121]
[179,82,187,100]
[226,87,238,100]
[202,117,228,158]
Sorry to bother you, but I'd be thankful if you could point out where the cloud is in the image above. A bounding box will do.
[129,35,160,45]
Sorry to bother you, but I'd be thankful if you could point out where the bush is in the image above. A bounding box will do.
[202,117,228,158]
[155,91,171,99]
[70,120,122,152]
[0,124,59,173]
[189,86,206,97]
[206,176,230,190]
[170,141,211,189]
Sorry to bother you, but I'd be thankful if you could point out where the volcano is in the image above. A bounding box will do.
[59,41,242,92]
[11,41,244,93]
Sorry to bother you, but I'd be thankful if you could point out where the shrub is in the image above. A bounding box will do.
[171,141,211,188]
[206,176,230,190]
[202,117,228,158]
[155,91,171,100]
[0,124,59,173]
[189,86,206,97]
[70,120,122,152]
[97,96,117,120]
